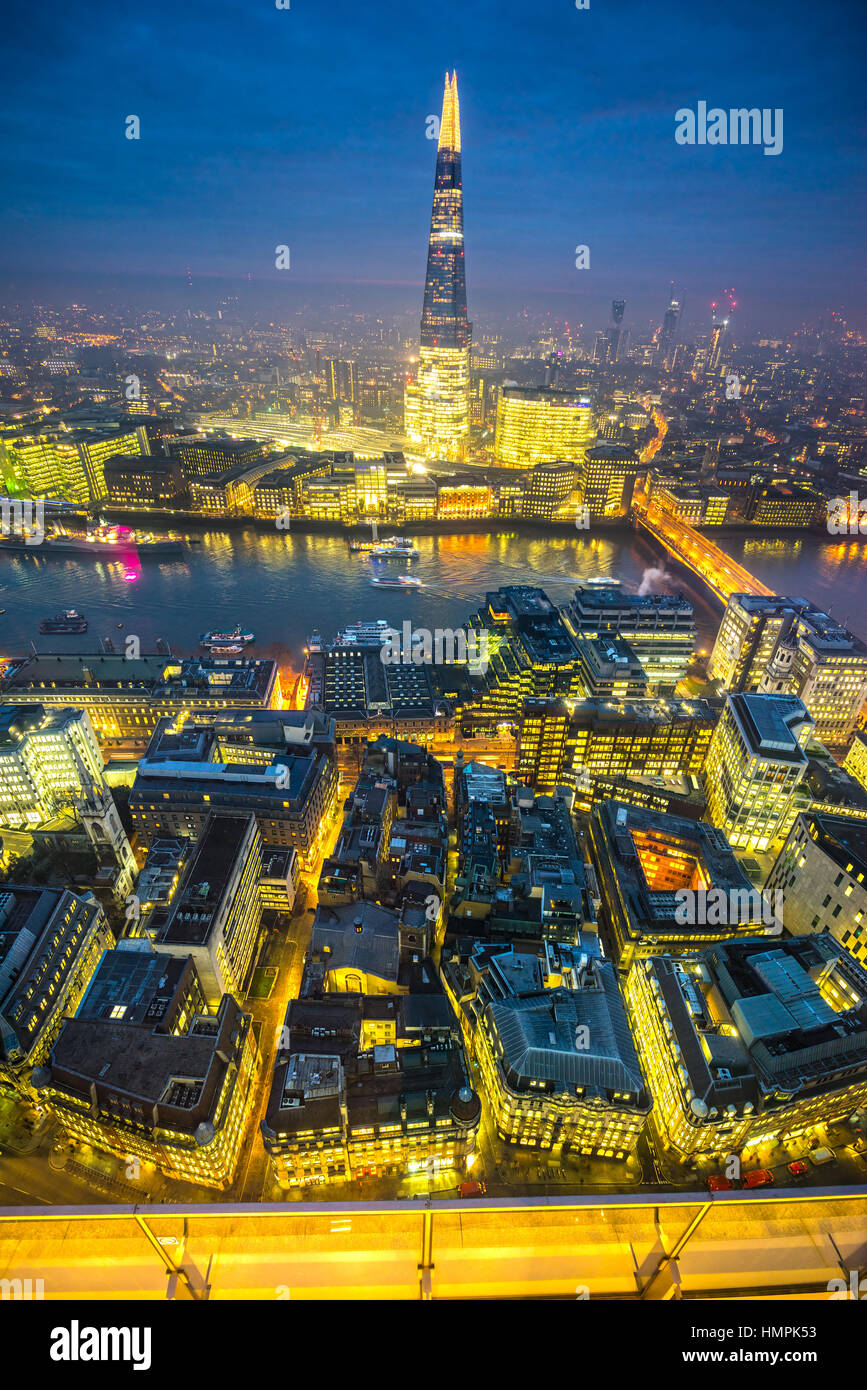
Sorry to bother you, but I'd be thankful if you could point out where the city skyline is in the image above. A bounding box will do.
[0,0,865,335]
[1,0,867,1325]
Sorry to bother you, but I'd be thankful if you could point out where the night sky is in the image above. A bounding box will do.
[2,0,865,332]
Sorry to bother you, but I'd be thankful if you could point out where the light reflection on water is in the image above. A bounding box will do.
[0,527,861,664]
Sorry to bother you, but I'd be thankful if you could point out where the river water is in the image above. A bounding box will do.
[2,525,864,673]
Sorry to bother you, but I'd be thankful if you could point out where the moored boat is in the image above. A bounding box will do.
[200,624,254,647]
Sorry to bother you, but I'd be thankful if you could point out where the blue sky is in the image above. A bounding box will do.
[1,0,864,332]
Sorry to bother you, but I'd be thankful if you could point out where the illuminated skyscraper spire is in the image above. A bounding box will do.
[420,70,469,352]
[406,71,471,460]
[439,69,461,153]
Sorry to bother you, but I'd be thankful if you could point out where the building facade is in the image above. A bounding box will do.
[704,693,813,852]
[404,73,471,462]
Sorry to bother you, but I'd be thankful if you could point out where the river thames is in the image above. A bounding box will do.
[2,525,865,672]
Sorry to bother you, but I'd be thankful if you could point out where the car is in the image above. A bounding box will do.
[459,1180,486,1198]
[809,1146,836,1166]
[786,1160,809,1178]
[743,1168,775,1188]
[707,1174,735,1192]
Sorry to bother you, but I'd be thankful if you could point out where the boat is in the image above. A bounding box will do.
[371,536,419,560]
[585,576,621,586]
[0,522,188,557]
[40,609,88,634]
[335,619,392,645]
[370,575,421,589]
[200,624,255,647]
[348,539,379,554]
[208,644,245,656]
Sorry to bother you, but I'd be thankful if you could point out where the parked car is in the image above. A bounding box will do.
[786,1160,809,1178]
[743,1168,775,1188]
[459,1180,486,1198]
[809,1147,836,1166]
[707,1174,735,1192]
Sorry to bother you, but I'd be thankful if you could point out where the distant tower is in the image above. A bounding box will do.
[607,300,626,362]
[709,289,736,370]
[659,287,681,365]
[75,776,137,902]
[404,71,471,462]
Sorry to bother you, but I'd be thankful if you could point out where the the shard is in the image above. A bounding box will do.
[405,72,471,461]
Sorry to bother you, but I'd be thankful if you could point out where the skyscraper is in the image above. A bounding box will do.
[658,288,680,365]
[405,72,471,461]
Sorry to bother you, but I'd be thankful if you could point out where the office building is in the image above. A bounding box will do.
[462,587,581,734]
[5,427,145,505]
[34,948,256,1190]
[709,594,867,745]
[516,697,717,790]
[649,477,729,526]
[322,357,357,403]
[765,812,867,968]
[103,455,187,509]
[704,693,813,852]
[564,584,697,693]
[129,714,336,861]
[442,938,650,1157]
[658,292,681,365]
[133,837,191,935]
[260,847,300,914]
[0,653,282,747]
[171,437,265,479]
[261,991,480,1189]
[844,730,867,793]
[305,641,450,745]
[0,887,114,1095]
[0,704,105,828]
[746,485,821,527]
[150,813,262,1005]
[577,443,642,519]
[77,429,146,504]
[404,73,471,461]
[494,387,596,468]
[574,635,649,699]
[625,936,867,1160]
[589,800,768,969]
